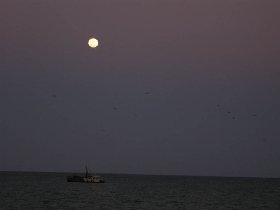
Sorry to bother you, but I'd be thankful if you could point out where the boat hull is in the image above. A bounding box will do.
[67,175,105,183]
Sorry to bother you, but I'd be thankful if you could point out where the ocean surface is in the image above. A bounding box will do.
[0,172,279,210]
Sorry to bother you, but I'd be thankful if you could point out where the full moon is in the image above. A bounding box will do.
[88,38,98,48]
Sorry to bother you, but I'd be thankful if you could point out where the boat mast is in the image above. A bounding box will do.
[85,166,88,178]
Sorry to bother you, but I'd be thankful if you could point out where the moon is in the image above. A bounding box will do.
[88,38,98,48]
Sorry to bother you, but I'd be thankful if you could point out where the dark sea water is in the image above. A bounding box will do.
[0,172,279,210]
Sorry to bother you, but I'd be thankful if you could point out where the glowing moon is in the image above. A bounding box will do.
[88,38,98,48]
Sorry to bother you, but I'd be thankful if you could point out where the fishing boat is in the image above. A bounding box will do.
[67,167,105,183]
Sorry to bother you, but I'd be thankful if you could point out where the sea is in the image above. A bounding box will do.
[0,172,279,210]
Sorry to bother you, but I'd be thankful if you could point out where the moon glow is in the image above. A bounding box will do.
[88,38,99,48]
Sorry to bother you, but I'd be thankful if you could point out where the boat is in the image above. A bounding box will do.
[67,167,105,183]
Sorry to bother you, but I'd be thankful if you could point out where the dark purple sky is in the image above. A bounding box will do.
[1,0,280,177]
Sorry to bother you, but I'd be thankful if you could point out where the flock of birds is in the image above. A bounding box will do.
[50,92,259,121]
[216,104,258,120]
[49,91,266,142]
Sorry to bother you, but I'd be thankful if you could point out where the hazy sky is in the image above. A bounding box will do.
[1,0,280,177]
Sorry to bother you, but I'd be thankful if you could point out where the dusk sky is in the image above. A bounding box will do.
[1,0,280,177]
